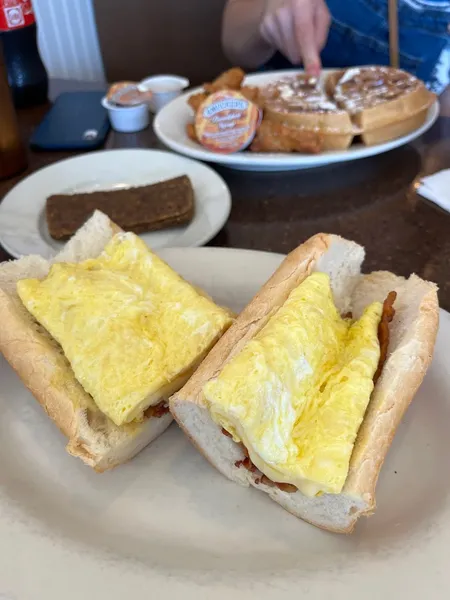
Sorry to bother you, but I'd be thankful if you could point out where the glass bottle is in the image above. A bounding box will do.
[0,40,27,180]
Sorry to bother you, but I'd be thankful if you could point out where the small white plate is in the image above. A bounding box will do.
[0,149,231,259]
[1,246,450,599]
[154,69,440,172]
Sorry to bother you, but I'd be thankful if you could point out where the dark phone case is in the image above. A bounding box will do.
[30,91,110,151]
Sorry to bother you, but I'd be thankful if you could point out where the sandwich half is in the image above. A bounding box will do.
[170,233,439,532]
[0,211,233,471]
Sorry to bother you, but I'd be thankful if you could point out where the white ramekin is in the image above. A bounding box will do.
[101,96,149,133]
[138,75,190,113]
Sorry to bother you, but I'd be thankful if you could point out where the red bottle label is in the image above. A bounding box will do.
[0,0,35,31]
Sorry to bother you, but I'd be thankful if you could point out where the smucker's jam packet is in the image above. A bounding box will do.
[195,91,261,154]
[106,82,153,107]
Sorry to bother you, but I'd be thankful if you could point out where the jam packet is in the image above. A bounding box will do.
[195,91,261,154]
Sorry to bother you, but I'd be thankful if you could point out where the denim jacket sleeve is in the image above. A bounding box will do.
[264,0,449,93]
[325,0,449,92]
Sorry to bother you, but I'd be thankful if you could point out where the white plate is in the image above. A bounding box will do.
[154,69,440,172]
[1,246,449,600]
[0,149,231,259]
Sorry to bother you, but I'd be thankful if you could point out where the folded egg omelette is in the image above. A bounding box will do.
[17,232,233,427]
[203,272,383,497]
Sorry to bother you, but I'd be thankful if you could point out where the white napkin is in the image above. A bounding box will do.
[417,169,450,211]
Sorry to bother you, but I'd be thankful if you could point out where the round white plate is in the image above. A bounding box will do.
[0,149,231,259]
[1,246,449,600]
[154,69,440,172]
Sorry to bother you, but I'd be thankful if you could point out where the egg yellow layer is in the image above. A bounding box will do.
[203,272,382,496]
[17,233,232,427]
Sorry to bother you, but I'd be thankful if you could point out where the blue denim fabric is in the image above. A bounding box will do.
[263,0,449,92]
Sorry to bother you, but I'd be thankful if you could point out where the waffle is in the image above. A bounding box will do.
[262,74,355,151]
[326,66,436,146]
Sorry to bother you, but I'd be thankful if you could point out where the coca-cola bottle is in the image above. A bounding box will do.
[0,0,48,108]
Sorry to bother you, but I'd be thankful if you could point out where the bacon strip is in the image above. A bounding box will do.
[144,401,169,419]
[274,482,298,493]
[228,438,297,493]
[374,291,397,384]
[235,456,258,473]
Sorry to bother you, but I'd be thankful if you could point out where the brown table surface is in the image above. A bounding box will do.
[1,81,450,307]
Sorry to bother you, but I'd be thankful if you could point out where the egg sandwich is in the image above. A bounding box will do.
[0,211,232,471]
[170,234,438,532]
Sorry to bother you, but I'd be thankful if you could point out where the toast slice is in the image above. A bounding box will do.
[46,175,195,240]
[170,234,438,532]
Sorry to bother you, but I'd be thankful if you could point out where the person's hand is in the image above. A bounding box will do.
[260,0,331,75]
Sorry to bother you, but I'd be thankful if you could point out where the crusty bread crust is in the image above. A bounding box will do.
[170,234,439,532]
[0,212,174,471]
[342,272,439,519]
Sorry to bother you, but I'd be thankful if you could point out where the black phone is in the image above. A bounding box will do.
[30,91,110,151]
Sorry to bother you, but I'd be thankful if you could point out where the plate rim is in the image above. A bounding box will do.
[0,148,232,259]
[153,68,440,170]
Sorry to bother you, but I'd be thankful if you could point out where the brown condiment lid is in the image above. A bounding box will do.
[195,91,261,154]
[106,81,153,107]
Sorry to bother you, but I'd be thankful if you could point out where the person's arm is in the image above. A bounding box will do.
[222,0,331,74]
[222,0,275,68]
